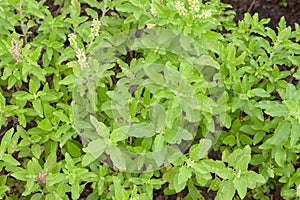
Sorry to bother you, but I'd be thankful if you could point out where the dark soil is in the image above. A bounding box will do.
[221,0,300,30]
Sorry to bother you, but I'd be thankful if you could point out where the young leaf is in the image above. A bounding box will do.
[290,119,300,146]
[0,128,14,156]
[274,146,286,167]
[228,145,251,171]
[71,0,81,13]
[71,182,80,200]
[175,166,192,192]
[215,180,235,200]
[233,176,248,199]
[32,99,43,117]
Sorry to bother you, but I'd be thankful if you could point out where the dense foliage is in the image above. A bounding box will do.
[0,0,300,199]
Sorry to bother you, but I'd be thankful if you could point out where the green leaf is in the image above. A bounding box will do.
[107,146,127,171]
[64,153,75,171]
[31,144,41,159]
[240,134,253,145]
[7,76,17,90]
[112,176,129,199]
[150,105,166,131]
[66,141,82,158]
[233,176,248,199]
[11,170,28,181]
[223,114,232,129]
[164,127,193,144]
[208,177,221,191]
[201,159,226,173]
[71,0,81,13]
[38,91,59,102]
[246,100,264,121]
[110,126,129,143]
[29,76,41,94]
[32,99,43,117]
[177,165,192,189]
[82,153,97,167]
[0,175,7,185]
[190,139,212,161]
[152,134,165,151]
[274,146,286,167]
[191,163,209,175]
[59,75,75,85]
[294,71,300,80]
[128,122,156,138]
[13,91,34,100]
[53,111,69,123]
[0,185,9,198]
[44,152,57,171]
[194,55,220,69]
[248,88,270,98]
[90,115,110,138]
[0,128,14,156]
[228,146,251,171]
[223,135,236,146]
[1,67,12,81]
[215,168,234,180]
[171,173,185,193]
[30,193,43,200]
[31,66,46,82]
[253,131,265,145]
[267,121,290,146]
[215,180,235,200]
[290,119,300,146]
[257,101,288,117]
[187,181,202,200]
[85,139,106,159]
[71,182,80,200]
[27,158,42,175]
[2,154,20,166]
[245,171,265,189]
[46,173,67,186]
[85,8,98,18]
[51,41,64,49]
[143,64,165,84]
[38,119,53,131]
[288,55,300,66]
[116,3,139,13]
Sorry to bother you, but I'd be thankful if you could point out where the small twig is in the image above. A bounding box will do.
[101,0,107,18]
[247,0,256,13]
[55,0,65,17]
